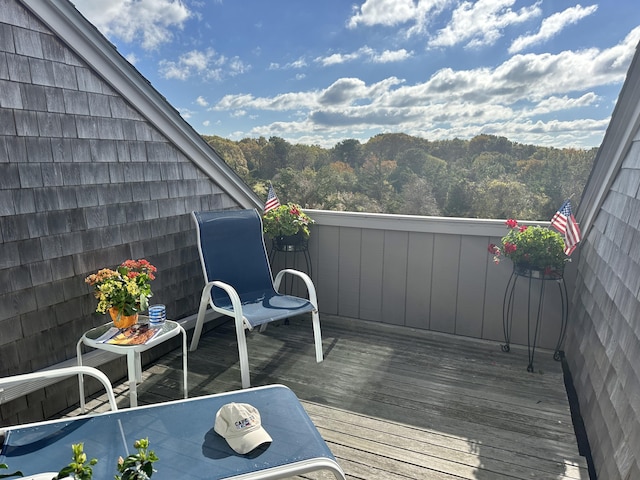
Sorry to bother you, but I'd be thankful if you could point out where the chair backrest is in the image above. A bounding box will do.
[192,209,276,305]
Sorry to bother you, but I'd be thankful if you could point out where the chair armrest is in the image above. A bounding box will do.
[200,280,249,328]
[273,269,318,310]
[0,366,118,412]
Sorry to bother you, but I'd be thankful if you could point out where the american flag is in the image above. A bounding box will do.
[264,183,280,213]
[551,200,581,256]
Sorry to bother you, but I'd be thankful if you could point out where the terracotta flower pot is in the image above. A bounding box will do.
[109,307,138,329]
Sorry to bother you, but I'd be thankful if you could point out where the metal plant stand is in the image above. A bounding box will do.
[269,237,312,294]
[501,264,568,372]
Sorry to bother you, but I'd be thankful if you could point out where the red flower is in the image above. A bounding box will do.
[505,219,518,228]
[504,242,517,254]
[519,225,528,232]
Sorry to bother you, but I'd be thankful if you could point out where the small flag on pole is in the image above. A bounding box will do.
[551,200,581,256]
[264,182,281,213]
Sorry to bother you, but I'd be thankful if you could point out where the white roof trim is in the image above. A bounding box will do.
[20,0,262,210]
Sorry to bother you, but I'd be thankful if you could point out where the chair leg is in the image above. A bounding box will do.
[189,286,211,351]
[312,310,323,363]
[235,316,251,389]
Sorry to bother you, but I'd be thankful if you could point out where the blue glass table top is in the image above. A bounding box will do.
[1,385,343,479]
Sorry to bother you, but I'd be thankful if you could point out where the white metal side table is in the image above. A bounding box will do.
[76,319,187,408]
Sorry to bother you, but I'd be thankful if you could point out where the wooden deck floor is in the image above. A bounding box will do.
[76,315,589,479]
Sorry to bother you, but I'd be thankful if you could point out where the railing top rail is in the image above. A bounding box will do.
[306,210,551,237]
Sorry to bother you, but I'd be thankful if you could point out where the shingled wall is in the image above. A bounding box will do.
[0,0,240,424]
[566,48,640,480]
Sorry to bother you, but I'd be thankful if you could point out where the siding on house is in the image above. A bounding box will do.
[0,0,258,425]
[568,42,640,480]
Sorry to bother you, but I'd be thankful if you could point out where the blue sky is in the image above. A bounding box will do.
[72,0,640,149]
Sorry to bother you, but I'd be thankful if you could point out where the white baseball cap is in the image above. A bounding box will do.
[214,403,273,454]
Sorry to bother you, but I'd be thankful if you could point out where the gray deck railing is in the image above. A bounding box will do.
[271,210,578,351]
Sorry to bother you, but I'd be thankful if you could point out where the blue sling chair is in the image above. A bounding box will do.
[190,209,323,388]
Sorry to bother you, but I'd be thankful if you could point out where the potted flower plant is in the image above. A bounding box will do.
[488,219,567,277]
[54,443,97,480]
[85,259,157,329]
[115,438,158,480]
[262,203,315,248]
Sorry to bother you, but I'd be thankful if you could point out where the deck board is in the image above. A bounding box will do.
[70,314,589,479]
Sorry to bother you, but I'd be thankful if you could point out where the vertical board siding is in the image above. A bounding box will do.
[456,236,487,338]
[312,218,572,352]
[429,233,460,334]
[405,231,433,330]
[381,230,408,326]
[357,229,382,321]
[314,225,339,315]
[338,227,362,319]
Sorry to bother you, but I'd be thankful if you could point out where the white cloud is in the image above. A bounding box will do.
[270,58,308,70]
[211,28,638,147]
[177,107,194,119]
[509,4,598,53]
[348,0,420,28]
[159,49,249,80]
[523,93,600,116]
[73,0,191,50]
[124,52,138,65]
[315,46,412,66]
[196,96,209,107]
[429,0,542,49]
[374,48,412,63]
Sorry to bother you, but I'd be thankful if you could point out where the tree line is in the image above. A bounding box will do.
[203,133,596,221]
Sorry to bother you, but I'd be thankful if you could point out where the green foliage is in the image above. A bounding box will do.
[262,204,315,237]
[0,463,23,479]
[204,133,596,221]
[490,219,567,271]
[85,259,156,316]
[115,438,158,480]
[203,135,249,180]
[56,442,98,480]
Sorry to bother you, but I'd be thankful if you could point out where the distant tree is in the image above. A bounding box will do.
[390,148,428,192]
[200,132,595,221]
[429,138,469,163]
[444,178,474,217]
[331,139,364,168]
[363,133,426,161]
[273,167,318,207]
[468,134,512,157]
[325,191,382,212]
[470,152,512,181]
[401,176,441,216]
[472,179,548,220]
[358,154,397,208]
[203,135,249,180]
[315,163,358,206]
[259,136,291,178]
[238,137,267,175]
[288,143,329,170]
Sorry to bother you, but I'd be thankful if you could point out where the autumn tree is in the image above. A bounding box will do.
[203,135,249,181]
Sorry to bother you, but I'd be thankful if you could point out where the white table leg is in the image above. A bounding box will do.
[127,350,138,407]
[76,339,86,413]
[180,325,188,399]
